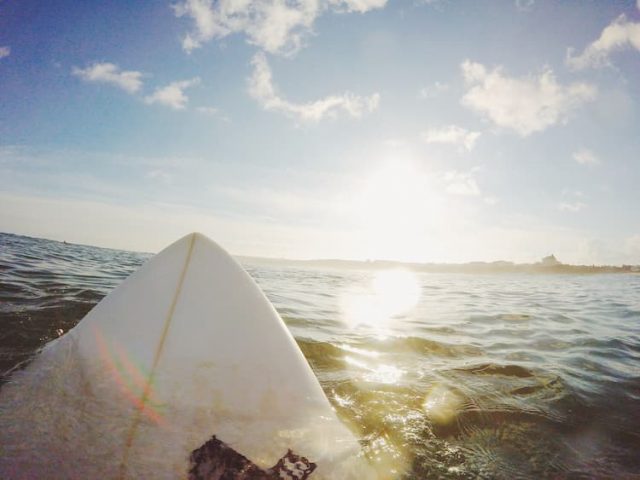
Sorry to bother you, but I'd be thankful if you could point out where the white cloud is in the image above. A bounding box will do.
[567,15,640,70]
[573,148,600,166]
[558,201,587,212]
[173,0,318,54]
[329,0,388,14]
[72,62,143,94]
[248,52,379,121]
[173,0,387,55]
[422,125,481,151]
[144,78,201,110]
[460,60,596,136]
[443,169,481,196]
[0,46,10,59]
[418,81,449,99]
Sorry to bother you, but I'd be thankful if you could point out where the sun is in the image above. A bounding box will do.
[350,158,448,263]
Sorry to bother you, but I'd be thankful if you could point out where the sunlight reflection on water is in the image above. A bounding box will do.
[340,269,420,392]
[340,269,421,333]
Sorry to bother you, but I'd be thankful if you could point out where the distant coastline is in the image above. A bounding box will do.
[241,254,640,275]
[3,231,638,275]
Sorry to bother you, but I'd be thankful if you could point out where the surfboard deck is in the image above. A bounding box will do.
[0,233,376,479]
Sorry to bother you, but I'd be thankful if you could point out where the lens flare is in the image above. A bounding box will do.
[94,327,165,425]
[423,383,461,426]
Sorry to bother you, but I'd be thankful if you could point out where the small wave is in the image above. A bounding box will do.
[455,363,535,378]
[363,336,484,358]
[296,339,345,371]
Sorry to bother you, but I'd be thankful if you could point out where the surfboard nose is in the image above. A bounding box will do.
[0,233,377,479]
[171,232,228,261]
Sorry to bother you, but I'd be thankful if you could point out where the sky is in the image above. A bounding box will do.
[1,0,639,264]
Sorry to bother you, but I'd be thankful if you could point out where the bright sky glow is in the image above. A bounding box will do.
[1,0,639,264]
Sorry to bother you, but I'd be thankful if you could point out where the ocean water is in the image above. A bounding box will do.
[1,232,639,479]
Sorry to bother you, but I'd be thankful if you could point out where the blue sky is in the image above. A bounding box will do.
[1,0,639,264]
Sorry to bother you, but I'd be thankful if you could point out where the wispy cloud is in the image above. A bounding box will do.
[72,62,144,94]
[422,125,481,151]
[173,0,318,54]
[144,78,201,110]
[460,60,596,136]
[558,188,587,212]
[196,105,231,122]
[329,0,388,13]
[2,145,633,264]
[146,169,173,184]
[573,148,600,166]
[558,201,587,212]
[0,46,10,60]
[418,81,449,99]
[173,0,387,55]
[196,106,219,115]
[443,169,481,196]
[172,0,217,53]
[567,15,640,70]
[248,52,379,121]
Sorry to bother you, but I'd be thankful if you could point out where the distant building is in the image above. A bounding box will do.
[540,254,561,266]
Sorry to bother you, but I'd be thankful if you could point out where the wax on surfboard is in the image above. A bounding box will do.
[0,233,377,479]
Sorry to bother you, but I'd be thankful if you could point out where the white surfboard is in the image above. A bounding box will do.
[0,233,376,479]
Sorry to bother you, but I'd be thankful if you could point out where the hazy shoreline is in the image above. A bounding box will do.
[241,255,640,274]
[4,231,638,275]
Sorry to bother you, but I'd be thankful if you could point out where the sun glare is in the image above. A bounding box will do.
[351,158,448,263]
[372,269,421,315]
[341,269,421,332]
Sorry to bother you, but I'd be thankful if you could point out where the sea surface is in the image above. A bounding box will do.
[1,232,639,479]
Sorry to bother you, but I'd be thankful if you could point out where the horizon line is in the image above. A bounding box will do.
[3,230,639,270]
